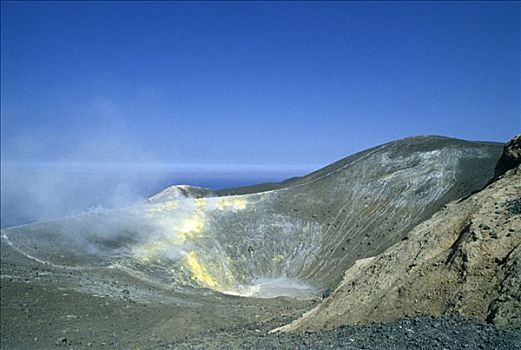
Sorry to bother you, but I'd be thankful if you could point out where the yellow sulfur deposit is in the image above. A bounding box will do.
[272,254,285,263]
[175,214,205,244]
[133,211,206,261]
[216,197,248,211]
[184,251,218,288]
[195,198,206,210]
[133,195,247,290]
[183,251,238,291]
[145,201,180,215]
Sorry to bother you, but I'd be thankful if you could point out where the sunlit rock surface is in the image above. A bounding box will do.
[277,137,520,331]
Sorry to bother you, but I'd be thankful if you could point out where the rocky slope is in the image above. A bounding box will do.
[277,135,521,332]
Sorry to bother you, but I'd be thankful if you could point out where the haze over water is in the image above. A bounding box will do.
[0,162,317,228]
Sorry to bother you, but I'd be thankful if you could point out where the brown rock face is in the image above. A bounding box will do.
[494,134,521,178]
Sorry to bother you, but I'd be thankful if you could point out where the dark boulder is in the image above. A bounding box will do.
[494,134,521,178]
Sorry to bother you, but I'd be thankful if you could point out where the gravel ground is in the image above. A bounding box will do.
[169,316,521,350]
[3,272,520,349]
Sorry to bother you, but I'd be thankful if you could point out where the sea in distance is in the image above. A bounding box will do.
[0,162,317,228]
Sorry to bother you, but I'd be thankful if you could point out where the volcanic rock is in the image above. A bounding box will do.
[276,138,520,332]
[494,134,521,178]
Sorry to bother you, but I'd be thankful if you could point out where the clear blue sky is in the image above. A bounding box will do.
[1,1,520,168]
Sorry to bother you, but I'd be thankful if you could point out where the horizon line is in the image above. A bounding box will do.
[0,161,325,173]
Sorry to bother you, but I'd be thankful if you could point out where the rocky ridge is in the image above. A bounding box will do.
[276,135,521,332]
[148,184,214,203]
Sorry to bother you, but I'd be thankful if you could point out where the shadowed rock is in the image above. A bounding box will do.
[494,134,521,179]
